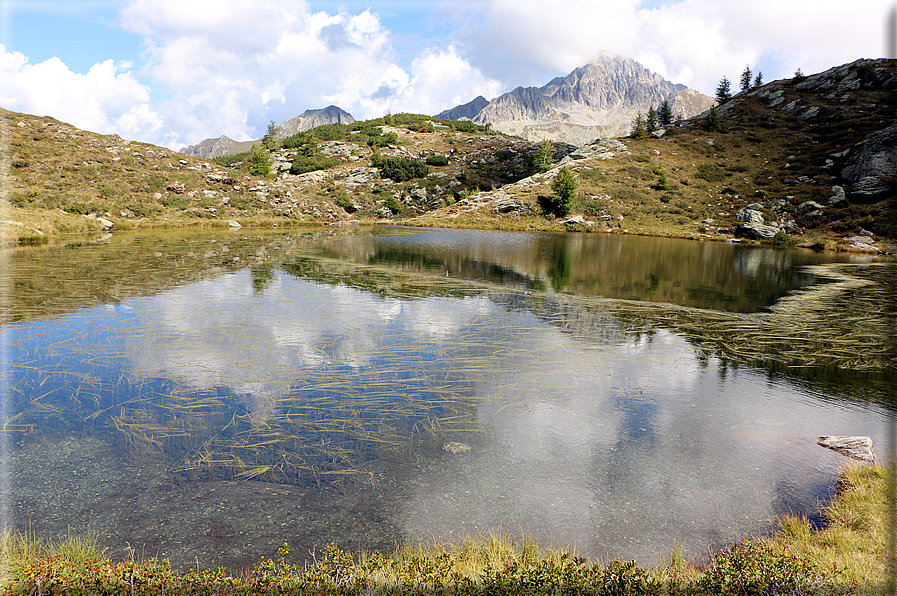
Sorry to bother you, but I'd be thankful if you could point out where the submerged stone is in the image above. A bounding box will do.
[442,442,471,454]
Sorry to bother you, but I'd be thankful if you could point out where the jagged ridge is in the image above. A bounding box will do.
[180,105,355,158]
[437,51,714,143]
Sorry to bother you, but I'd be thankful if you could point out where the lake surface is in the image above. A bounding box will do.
[1,227,894,571]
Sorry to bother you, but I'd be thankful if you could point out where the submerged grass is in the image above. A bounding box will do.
[2,250,894,492]
[2,461,886,594]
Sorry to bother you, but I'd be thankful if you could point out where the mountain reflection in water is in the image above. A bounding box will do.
[0,227,892,571]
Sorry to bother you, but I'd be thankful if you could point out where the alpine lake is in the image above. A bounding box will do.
[1,226,894,572]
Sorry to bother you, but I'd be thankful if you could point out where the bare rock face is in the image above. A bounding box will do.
[435,96,489,121]
[276,105,355,138]
[179,135,244,159]
[840,120,897,197]
[180,106,355,159]
[437,51,714,143]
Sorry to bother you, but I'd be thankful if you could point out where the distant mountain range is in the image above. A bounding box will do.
[180,105,355,158]
[182,52,714,157]
[436,51,715,144]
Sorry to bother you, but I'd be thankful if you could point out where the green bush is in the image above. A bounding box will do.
[406,121,434,133]
[210,151,250,168]
[695,542,827,596]
[377,157,429,182]
[446,120,486,133]
[580,196,607,217]
[160,194,190,209]
[367,132,398,147]
[290,155,340,175]
[425,155,449,166]
[548,166,577,217]
[382,195,403,214]
[290,141,340,175]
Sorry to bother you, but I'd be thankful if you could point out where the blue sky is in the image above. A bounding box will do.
[1,0,893,149]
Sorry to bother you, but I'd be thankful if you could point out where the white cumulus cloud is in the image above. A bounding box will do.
[0,44,161,140]
[439,0,892,95]
[117,0,417,148]
[2,0,892,149]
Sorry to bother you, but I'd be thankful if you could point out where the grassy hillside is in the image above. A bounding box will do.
[2,59,895,253]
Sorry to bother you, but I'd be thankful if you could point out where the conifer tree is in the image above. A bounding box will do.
[249,144,272,177]
[658,100,674,126]
[533,140,554,173]
[703,105,721,132]
[646,107,658,133]
[550,166,577,216]
[715,76,732,105]
[753,71,764,87]
[630,113,648,139]
[262,120,279,150]
[740,66,752,92]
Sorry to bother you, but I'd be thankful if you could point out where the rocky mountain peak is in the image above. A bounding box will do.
[180,105,356,158]
[437,51,712,144]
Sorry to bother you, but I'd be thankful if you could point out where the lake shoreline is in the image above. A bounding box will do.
[1,461,888,593]
[3,207,892,257]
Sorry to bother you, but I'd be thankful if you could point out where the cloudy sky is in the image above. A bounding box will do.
[1,0,893,149]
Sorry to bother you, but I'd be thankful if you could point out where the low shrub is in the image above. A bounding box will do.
[695,542,830,596]
[382,195,403,214]
[695,164,729,182]
[426,155,449,166]
[377,157,429,182]
[290,155,340,175]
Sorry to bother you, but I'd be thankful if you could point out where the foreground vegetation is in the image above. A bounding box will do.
[1,462,890,595]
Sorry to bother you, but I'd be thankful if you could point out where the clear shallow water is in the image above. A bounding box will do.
[0,228,893,571]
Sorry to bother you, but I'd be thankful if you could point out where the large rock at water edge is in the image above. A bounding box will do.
[817,436,875,462]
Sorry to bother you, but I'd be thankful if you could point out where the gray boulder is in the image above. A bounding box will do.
[841,121,897,196]
[734,207,778,240]
[817,436,874,462]
[826,186,846,206]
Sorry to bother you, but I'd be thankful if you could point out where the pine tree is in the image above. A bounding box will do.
[753,71,764,87]
[550,166,577,216]
[646,107,658,133]
[715,76,732,105]
[262,120,279,150]
[630,113,648,139]
[740,66,752,92]
[655,166,670,190]
[703,105,721,132]
[658,100,674,126]
[249,144,272,178]
[533,140,554,173]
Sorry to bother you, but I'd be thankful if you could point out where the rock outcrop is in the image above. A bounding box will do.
[840,120,897,197]
[436,51,714,143]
